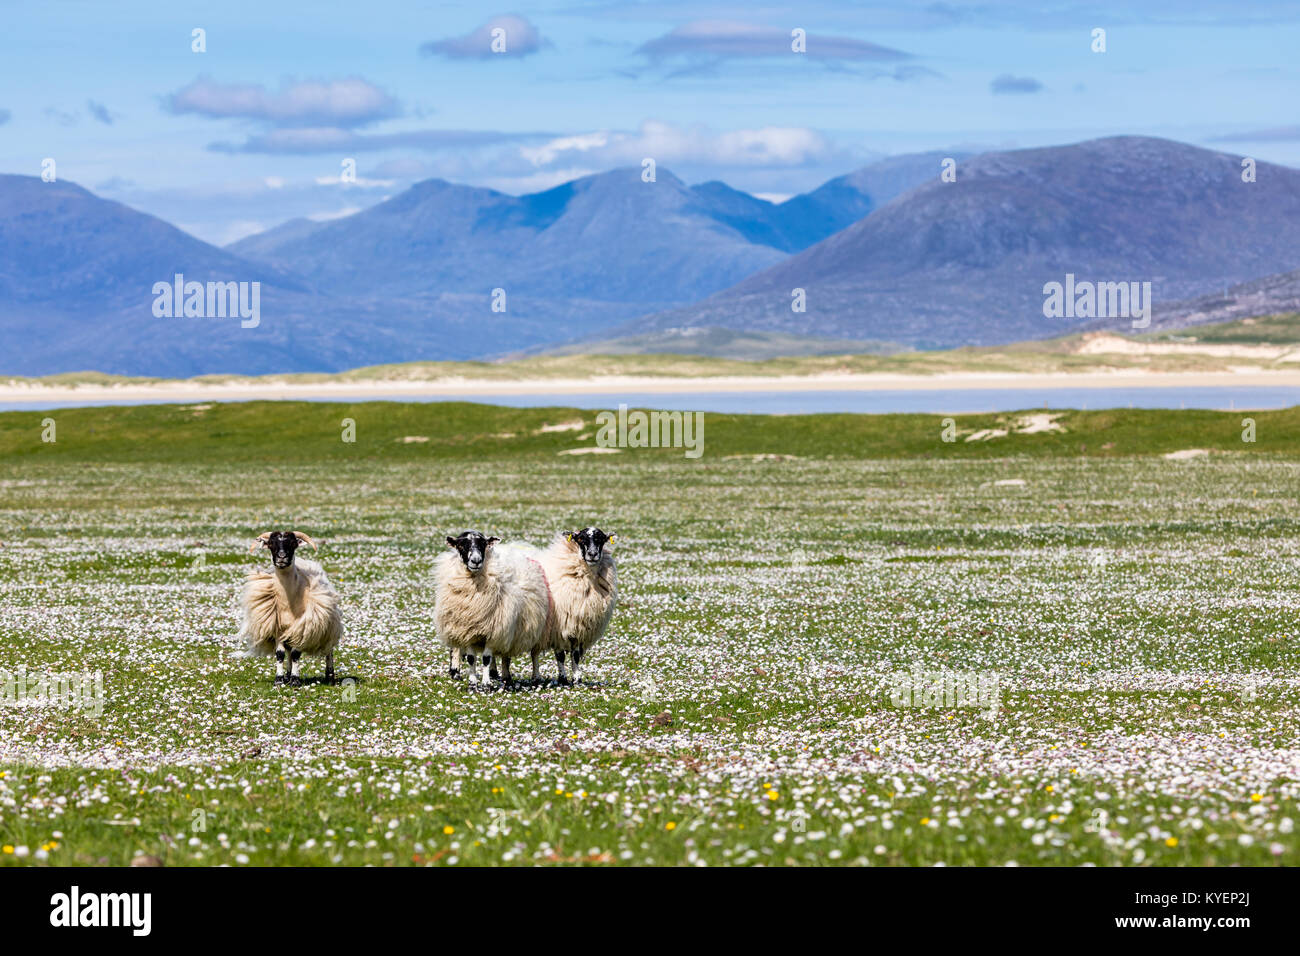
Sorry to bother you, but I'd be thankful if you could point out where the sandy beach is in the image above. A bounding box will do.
[3,368,1300,406]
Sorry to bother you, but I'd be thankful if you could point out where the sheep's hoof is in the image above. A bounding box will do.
[556,676,573,687]
[449,668,461,680]
[273,674,288,685]
[321,675,336,686]
[286,676,302,688]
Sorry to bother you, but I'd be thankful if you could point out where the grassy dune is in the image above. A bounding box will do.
[1,403,1298,866]
[6,313,1300,390]
[1145,313,1300,345]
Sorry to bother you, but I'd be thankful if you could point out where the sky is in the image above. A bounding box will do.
[2,0,1298,245]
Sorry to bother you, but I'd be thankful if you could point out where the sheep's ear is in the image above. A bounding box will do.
[248,532,271,553]
[607,533,618,545]
[563,531,575,543]
[445,536,458,548]
[291,531,318,551]
[487,536,500,546]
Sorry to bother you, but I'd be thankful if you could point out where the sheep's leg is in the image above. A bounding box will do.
[482,646,496,688]
[324,651,335,685]
[554,649,570,686]
[501,655,513,688]
[571,646,584,685]
[468,643,489,688]
[464,652,477,687]
[288,649,303,687]
[488,652,500,684]
[274,641,289,684]
[449,647,462,680]
[530,649,542,684]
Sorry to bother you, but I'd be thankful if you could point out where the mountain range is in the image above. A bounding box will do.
[625,137,1300,349]
[1,152,944,376]
[2,138,1299,377]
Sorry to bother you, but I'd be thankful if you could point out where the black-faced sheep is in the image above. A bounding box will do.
[239,531,344,686]
[435,531,553,688]
[538,527,617,685]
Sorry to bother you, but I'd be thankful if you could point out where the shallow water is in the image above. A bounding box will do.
[3,385,1299,414]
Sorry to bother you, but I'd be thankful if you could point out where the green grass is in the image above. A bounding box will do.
[1144,312,1300,345]
[2,401,1298,463]
[1,402,1298,866]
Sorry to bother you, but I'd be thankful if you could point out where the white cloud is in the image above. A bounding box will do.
[167,76,398,127]
[420,15,548,59]
[520,131,610,166]
[475,167,601,195]
[210,126,546,155]
[520,120,832,169]
[637,20,911,62]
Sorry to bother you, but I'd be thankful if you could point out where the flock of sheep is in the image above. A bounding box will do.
[237,527,618,689]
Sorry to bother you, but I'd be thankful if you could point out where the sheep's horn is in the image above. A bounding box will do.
[292,531,319,551]
[248,532,271,553]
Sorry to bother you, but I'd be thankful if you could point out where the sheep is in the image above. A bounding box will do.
[497,541,558,686]
[435,531,554,688]
[538,527,617,685]
[239,531,344,686]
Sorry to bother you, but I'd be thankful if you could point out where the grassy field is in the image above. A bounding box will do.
[1145,313,1300,346]
[1,402,1298,866]
[6,400,1300,462]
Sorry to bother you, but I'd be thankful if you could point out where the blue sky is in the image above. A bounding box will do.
[2,0,1298,245]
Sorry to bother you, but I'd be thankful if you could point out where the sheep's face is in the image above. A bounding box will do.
[446,531,498,574]
[566,527,614,565]
[264,531,299,569]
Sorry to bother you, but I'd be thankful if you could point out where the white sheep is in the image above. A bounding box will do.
[498,541,559,686]
[240,531,344,686]
[538,527,617,685]
[435,531,553,688]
